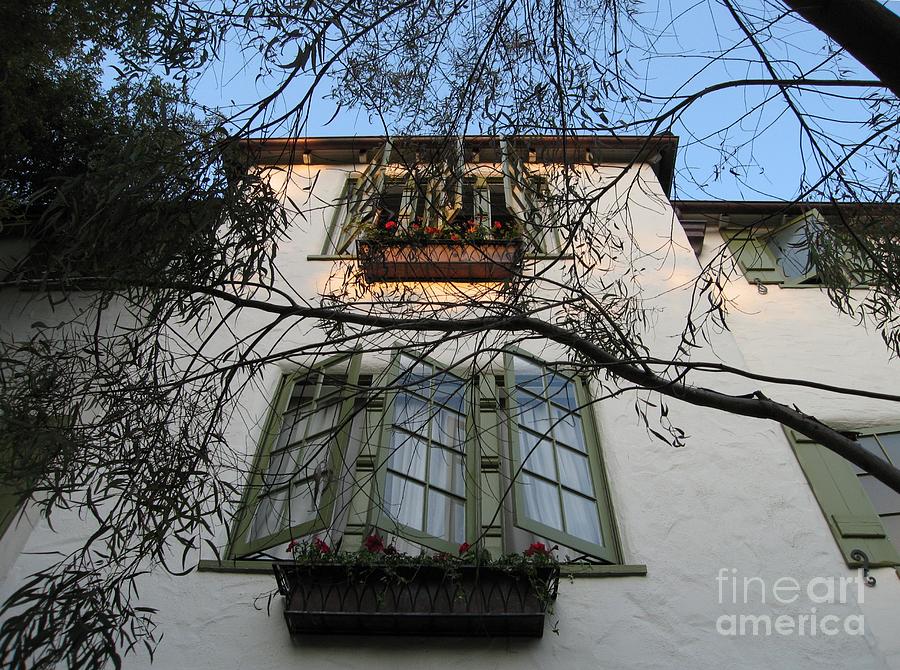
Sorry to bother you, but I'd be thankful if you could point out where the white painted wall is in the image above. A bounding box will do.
[1,159,899,669]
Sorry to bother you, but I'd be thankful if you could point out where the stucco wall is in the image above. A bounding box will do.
[1,160,899,669]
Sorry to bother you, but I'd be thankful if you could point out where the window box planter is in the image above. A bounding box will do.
[356,239,524,282]
[271,561,559,637]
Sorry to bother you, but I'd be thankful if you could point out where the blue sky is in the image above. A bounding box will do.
[181,1,892,202]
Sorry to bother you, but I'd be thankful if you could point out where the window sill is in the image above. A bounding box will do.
[196,558,647,578]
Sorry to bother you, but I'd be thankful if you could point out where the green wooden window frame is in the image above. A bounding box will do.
[786,426,900,567]
[228,353,362,558]
[323,139,555,257]
[724,210,824,287]
[503,350,621,563]
[229,350,622,563]
[368,352,479,554]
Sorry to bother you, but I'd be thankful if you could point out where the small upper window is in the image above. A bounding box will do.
[725,210,824,286]
[322,139,552,255]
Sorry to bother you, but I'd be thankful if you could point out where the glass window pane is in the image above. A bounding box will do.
[426,489,465,544]
[558,447,593,496]
[520,473,563,531]
[398,355,431,393]
[858,475,900,515]
[428,445,465,496]
[249,488,286,541]
[264,447,297,487]
[876,432,900,467]
[297,440,329,476]
[431,408,464,448]
[433,378,464,412]
[516,391,551,435]
[518,431,556,479]
[849,436,883,474]
[394,393,430,434]
[546,374,577,409]
[552,406,585,452]
[275,406,304,451]
[305,399,340,437]
[388,433,427,481]
[562,490,603,545]
[514,359,544,393]
[287,478,320,528]
[383,473,425,531]
[769,223,813,278]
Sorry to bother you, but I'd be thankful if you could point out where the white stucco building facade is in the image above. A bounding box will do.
[1,135,899,669]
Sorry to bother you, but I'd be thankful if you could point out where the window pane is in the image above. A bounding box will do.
[514,359,544,393]
[433,378,464,412]
[520,473,562,531]
[546,374,577,409]
[394,393,429,433]
[858,475,900,515]
[383,473,425,531]
[562,491,603,545]
[305,399,340,437]
[769,223,813,278]
[849,436,884,474]
[388,433,427,481]
[297,440,329,476]
[552,406,585,452]
[275,407,305,451]
[426,489,465,544]
[287,478,320,528]
[249,488,286,541]
[558,447,592,496]
[518,431,556,479]
[517,391,551,435]
[428,445,465,496]
[264,447,297,487]
[876,432,900,467]
[398,355,431,392]
[431,408,464,447]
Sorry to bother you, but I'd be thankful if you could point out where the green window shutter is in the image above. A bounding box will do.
[501,139,554,253]
[786,428,900,567]
[503,350,621,564]
[326,142,393,254]
[724,232,785,284]
[228,352,362,558]
[369,352,477,553]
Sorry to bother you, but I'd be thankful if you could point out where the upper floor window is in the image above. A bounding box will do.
[322,140,556,256]
[724,210,825,286]
[228,351,621,563]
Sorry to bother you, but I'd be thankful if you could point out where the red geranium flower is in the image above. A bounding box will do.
[493,220,503,229]
[425,226,439,236]
[286,538,300,553]
[450,233,461,241]
[458,542,471,554]
[363,534,385,553]
[384,220,398,230]
[524,542,549,557]
[313,537,331,554]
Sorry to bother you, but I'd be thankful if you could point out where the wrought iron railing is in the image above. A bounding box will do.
[272,561,559,637]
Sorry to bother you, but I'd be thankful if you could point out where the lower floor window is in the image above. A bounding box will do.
[228,350,622,564]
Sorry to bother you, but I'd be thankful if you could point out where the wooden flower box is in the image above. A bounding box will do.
[356,239,524,282]
[272,561,559,637]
